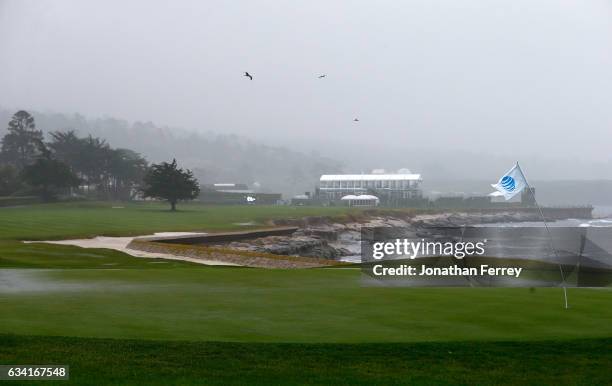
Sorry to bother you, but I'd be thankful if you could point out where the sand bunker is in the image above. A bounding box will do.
[24,232,241,266]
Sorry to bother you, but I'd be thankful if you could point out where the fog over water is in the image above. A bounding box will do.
[1,0,611,180]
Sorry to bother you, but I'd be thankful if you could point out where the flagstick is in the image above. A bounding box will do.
[517,162,569,309]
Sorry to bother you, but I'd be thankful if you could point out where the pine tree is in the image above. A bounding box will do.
[142,159,200,211]
[0,110,44,169]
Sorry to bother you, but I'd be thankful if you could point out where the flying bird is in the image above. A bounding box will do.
[318,74,327,78]
[244,72,253,80]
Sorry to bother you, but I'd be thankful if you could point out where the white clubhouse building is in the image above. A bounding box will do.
[318,169,423,203]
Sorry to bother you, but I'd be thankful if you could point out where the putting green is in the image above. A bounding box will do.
[1,259,611,343]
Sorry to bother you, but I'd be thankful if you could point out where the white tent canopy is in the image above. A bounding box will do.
[341,194,380,207]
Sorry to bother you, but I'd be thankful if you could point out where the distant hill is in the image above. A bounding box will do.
[3,108,612,206]
[0,108,343,197]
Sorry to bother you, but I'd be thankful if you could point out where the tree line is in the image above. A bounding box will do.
[0,110,199,210]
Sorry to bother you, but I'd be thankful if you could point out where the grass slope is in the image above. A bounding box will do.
[0,201,359,240]
[1,334,610,385]
[0,241,200,269]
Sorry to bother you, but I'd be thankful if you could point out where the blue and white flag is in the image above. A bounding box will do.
[491,163,528,200]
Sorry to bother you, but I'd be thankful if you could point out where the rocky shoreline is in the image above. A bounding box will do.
[214,211,548,260]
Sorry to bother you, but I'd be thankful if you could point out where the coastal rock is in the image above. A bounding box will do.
[223,235,348,259]
[223,210,561,261]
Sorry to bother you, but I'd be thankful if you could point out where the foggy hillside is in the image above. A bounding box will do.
[3,107,612,205]
[280,138,612,183]
[0,108,342,197]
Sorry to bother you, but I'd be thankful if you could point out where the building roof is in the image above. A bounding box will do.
[320,174,421,182]
[215,189,255,194]
[341,194,380,201]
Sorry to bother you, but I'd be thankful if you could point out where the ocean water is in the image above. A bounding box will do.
[339,206,612,263]
[593,205,612,218]
[480,218,612,228]
[483,205,612,228]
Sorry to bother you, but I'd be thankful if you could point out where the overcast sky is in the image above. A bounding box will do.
[1,0,611,177]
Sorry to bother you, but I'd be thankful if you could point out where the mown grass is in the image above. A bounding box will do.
[0,241,199,269]
[1,201,611,384]
[1,264,611,343]
[0,201,360,240]
[1,334,610,385]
